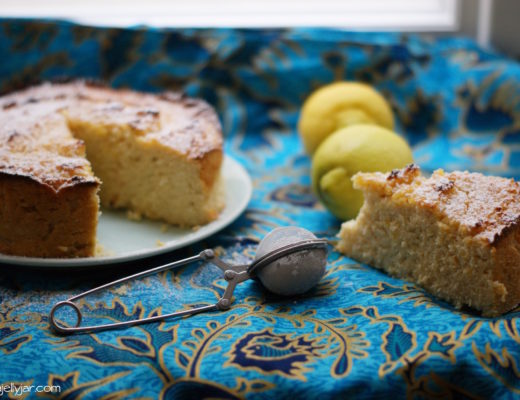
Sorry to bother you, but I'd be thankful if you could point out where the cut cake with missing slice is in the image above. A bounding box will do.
[0,81,224,258]
[337,164,520,316]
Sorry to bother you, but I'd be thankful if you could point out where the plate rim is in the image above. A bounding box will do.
[0,155,251,268]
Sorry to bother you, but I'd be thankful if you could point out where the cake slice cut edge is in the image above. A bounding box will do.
[337,164,520,317]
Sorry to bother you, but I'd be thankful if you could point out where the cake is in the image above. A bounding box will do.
[337,164,520,316]
[0,81,224,258]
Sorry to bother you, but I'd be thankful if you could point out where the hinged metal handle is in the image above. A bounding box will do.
[49,227,329,335]
[49,250,248,334]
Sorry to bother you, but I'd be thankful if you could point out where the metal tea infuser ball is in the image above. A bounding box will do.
[49,227,328,334]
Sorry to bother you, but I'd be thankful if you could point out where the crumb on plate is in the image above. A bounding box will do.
[126,210,143,221]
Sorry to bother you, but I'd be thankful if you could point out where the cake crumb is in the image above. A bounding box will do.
[95,242,115,257]
[160,224,169,233]
[156,240,165,247]
[126,210,142,221]
[214,246,225,257]
[112,285,128,295]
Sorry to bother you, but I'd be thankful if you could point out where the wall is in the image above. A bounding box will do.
[459,0,520,59]
[491,0,520,59]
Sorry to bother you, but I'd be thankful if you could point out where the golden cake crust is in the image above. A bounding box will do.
[355,164,520,244]
[0,81,223,193]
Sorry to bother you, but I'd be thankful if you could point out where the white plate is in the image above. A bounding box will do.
[0,155,252,268]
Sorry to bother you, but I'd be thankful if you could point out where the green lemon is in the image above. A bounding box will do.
[298,82,394,155]
[312,124,413,221]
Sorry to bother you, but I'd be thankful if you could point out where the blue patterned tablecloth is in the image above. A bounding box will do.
[1,20,520,399]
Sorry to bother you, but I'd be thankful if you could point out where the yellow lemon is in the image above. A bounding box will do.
[298,82,395,154]
[312,124,413,221]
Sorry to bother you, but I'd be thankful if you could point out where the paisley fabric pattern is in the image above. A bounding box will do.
[1,19,520,399]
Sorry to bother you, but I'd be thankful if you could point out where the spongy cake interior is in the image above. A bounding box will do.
[338,190,507,315]
[67,117,224,227]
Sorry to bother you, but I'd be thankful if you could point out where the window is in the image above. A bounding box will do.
[1,0,459,31]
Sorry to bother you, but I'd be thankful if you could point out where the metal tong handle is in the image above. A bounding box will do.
[49,250,249,334]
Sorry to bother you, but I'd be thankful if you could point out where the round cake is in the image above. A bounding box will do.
[0,81,225,258]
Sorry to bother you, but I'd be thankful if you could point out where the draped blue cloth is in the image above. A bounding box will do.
[1,19,520,399]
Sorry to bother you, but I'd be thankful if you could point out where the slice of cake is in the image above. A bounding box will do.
[337,164,520,316]
[0,110,100,258]
[0,82,224,258]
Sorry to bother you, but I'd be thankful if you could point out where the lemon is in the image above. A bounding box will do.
[298,82,395,154]
[312,124,413,221]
